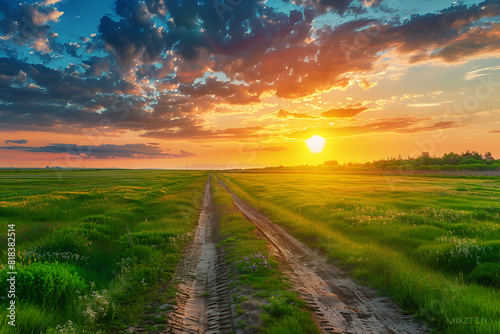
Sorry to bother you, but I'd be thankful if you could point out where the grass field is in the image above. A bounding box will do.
[219,171,500,334]
[1,169,499,333]
[0,169,207,333]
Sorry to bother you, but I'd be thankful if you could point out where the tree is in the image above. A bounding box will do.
[442,152,461,165]
[484,152,495,162]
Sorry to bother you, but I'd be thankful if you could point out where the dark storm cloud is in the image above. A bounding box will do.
[5,139,28,144]
[0,143,196,159]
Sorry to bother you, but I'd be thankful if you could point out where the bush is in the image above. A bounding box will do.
[420,237,486,274]
[128,231,177,246]
[129,245,155,262]
[0,262,87,310]
[45,320,80,334]
[79,215,114,225]
[79,215,121,248]
[466,263,500,287]
[481,241,500,263]
[262,291,296,318]
[82,229,113,247]
[78,284,116,327]
[41,228,88,254]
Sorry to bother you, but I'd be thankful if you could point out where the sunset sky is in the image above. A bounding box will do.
[1,0,499,169]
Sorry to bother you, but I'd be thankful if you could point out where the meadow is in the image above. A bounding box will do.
[0,169,207,333]
[2,169,499,334]
[219,171,500,334]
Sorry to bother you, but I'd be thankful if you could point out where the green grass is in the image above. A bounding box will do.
[212,176,319,334]
[0,169,207,334]
[219,171,500,334]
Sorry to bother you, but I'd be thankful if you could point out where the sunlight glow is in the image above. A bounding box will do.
[306,135,326,153]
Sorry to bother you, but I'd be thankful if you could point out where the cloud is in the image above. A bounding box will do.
[141,126,264,141]
[386,2,500,64]
[241,146,289,152]
[32,38,51,53]
[288,117,459,139]
[0,1,63,57]
[5,139,28,145]
[0,143,196,159]
[396,121,458,133]
[283,0,354,15]
[43,0,63,6]
[321,107,368,118]
[98,5,167,70]
[407,103,442,107]
[277,109,317,119]
[0,0,499,144]
[464,65,500,81]
[178,77,264,105]
[488,130,500,133]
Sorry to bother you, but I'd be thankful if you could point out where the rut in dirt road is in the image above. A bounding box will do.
[219,179,428,334]
[166,175,235,334]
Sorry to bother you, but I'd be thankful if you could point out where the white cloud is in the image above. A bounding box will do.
[464,65,500,81]
[43,0,63,6]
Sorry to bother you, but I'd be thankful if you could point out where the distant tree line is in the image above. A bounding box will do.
[323,151,500,172]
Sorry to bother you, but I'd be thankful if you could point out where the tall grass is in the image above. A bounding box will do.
[219,171,500,333]
[0,169,207,333]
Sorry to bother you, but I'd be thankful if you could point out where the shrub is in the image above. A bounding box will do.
[0,262,87,310]
[81,229,113,247]
[78,283,116,327]
[481,241,500,263]
[79,215,114,225]
[420,236,486,274]
[45,320,80,334]
[129,245,155,262]
[128,231,177,246]
[466,263,500,288]
[262,292,296,318]
[41,228,88,254]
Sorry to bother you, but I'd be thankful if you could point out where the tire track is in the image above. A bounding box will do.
[218,178,427,334]
[165,174,235,334]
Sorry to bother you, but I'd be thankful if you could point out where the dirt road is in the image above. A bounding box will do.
[166,175,235,334]
[219,179,427,334]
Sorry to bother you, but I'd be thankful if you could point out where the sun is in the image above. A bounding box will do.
[306,135,326,153]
